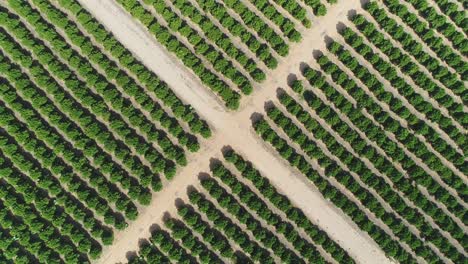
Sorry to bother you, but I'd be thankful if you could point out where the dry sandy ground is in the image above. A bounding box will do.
[78,0,394,263]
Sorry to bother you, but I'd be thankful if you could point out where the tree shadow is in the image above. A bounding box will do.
[323,35,334,45]
[249,112,264,125]
[312,49,324,59]
[287,73,297,87]
[336,21,347,32]
[220,145,234,156]
[264,100,275,112]
[197,172,211,181]
[347,9,357,19]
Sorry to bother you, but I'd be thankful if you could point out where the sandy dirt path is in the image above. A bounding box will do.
[78,0,393,263]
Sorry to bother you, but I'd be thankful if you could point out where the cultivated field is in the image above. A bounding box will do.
[0,0,465,263]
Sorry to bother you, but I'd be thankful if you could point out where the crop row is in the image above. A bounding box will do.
[432,0,468,34]
[188,189,277,263]
[170,0,273,74]
[0,204,61,263]
[35,0,203,153]
[116,0,241,109]
[2,2,177,181]
[0,180,94,260]
[55,0,212,139]
[0,151,111,251]
[274,89,466,256]
[318,48,466,180]
[164,217,221,263]
[354,11,466,105]
[0,227,38,264]
[0,73,136,224]
[219,0,291,55]
[0,104,115,242]
[0,5,168,191]
[176,206,240,262]
[181,198,271,263]
[0,171,85,263]
[141,0,254,95]
[252,117,417,263]
[190,0,279,69]
[344,16,467,125]
[269,0,311,27]
[305,61,468,221]
[365,1,467,82]
[222,149,354,263]
[0,31,152,209]
[18,0,187,169]
[149,228,196,264]
[129,240,170,264]
[316,54,467,201]
[0,103,124,231]
[300,68,465,222]
[241,0,302,41]
[149,0,266,83]
[330,34,466,156]
[300,0,328,16]
[200,177,304,263]
[266,100,466,262]
[128,179,317,263]
[210,163,326,263]
[327,40,466,165]
[0,114,118,258]
[397,0,467,54]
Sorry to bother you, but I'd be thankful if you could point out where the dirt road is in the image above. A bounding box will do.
[77,0,393,263]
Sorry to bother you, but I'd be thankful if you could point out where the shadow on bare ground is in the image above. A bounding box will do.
[287,73,298,86]
[250,112,264,124]
[312,49,324,59]
[264,100,275,112]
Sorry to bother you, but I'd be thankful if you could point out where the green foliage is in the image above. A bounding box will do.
[208,0,290,56]
[222,149,355,263]
[135,241,170,264]
[301,67,467,222]
[0,215,62,263]
[164,217,220,263]
[168,0,266,82]
[241,0,303,39]
[187,190,274,263]
[331,32,465,158]
[323,43,467,198]
[200,177,304,264]
[391,0,467,54]
[342,20,466,128]
[116,0,242,108]
[31,0,188,172]
[302,0,328,16]
[0,3,161,193]
[364,1,467,82]
[276,89,465,262]
[252,117,417,263]
[150,229,194,263]
[0,75,132,226]
[212,160,350,263]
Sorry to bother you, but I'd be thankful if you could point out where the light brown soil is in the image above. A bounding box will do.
[77,0,399,263]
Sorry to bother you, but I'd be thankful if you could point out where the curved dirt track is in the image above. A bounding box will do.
[77,0,394,263]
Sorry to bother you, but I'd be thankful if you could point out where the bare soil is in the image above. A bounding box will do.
[77,0,400,263]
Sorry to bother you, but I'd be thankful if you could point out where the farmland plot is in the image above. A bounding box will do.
[0,0,211,261]
[122,149,353,264]
[0,0,465,263]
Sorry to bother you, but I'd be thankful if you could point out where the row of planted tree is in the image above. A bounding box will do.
[115,0,333,109]
[128,149,353,264]
[0,0,216,262]
[250,32,466,261]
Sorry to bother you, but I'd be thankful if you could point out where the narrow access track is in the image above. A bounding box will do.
[77,0,393,263]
